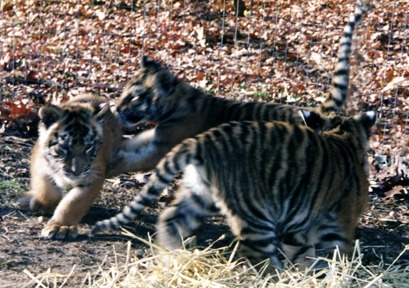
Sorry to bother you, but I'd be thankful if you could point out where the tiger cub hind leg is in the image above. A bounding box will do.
[156,165,219,250]
[155,165,286,270]
[155,178,287,271]
[155,165,352,271]
[281,233,344,270]
[234,225,285,270]
[281,244,317,270]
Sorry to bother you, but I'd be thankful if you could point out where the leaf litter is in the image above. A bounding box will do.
[0,0,408,287]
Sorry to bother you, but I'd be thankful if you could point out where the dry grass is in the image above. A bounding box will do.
[21,230,409,288]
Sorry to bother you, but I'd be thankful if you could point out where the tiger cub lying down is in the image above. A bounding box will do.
[107,1,365,176]
[92,110,376,269]
[27,95,122,239]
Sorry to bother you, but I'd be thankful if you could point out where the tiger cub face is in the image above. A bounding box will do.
[28,95,122,240]
[38,102,105,184]
[116,56,178,133]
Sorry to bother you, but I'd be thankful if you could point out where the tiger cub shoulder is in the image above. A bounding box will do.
[28,94,122,239]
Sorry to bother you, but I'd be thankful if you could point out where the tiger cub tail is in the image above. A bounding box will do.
[91,138,198,234]
[320,0,367,113]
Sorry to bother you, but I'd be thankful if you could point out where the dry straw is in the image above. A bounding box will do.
[22,230,408,288]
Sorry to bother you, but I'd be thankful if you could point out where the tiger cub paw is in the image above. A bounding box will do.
[27,193,60,215]
[30,199,54,215]
[41,222,78,240]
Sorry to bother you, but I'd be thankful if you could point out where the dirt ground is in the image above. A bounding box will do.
[0,134,234,287]
[0,131,409,287]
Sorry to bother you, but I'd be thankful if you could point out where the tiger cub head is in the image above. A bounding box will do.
[301,109,376,142]
[38,101,110,180]
[116,56,182,133]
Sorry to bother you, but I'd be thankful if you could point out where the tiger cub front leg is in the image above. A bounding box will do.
[28,172,62,215]
[41,180,104,239]
[107,128,167,176]
[27,143,62,214]
[156,167,219,250]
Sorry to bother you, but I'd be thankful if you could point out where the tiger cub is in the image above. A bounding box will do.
[27,95,122,239]
[107,0,366,177]
[92,110,376,269]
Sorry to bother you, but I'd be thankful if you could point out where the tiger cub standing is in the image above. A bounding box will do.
[27,95,122,239]
[92,110,376,269]
[107,0,366,177]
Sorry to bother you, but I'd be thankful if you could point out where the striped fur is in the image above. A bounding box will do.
[107,59,305,175]
[107,0,366,176]
[92,110,376,269]
[27,95,122,239]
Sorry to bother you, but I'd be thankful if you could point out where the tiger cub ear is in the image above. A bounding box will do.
[38,105,64,128]
[94,102,111,123]
[141,56,162,74]
[298,109,327,132]
[354,111,376,136]
[354,111,376,126]
[153,69,177,97]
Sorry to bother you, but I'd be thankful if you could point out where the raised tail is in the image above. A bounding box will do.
[90,139,198,235]
[320,0,367,113]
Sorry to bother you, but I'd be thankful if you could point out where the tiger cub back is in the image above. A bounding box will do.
[92,110,376,269]
[107,0,366,176]
[28,95,122,239]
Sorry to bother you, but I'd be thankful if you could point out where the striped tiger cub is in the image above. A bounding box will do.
[27,95,122,239]
[107,0,366,177]
[92,110,376,269]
